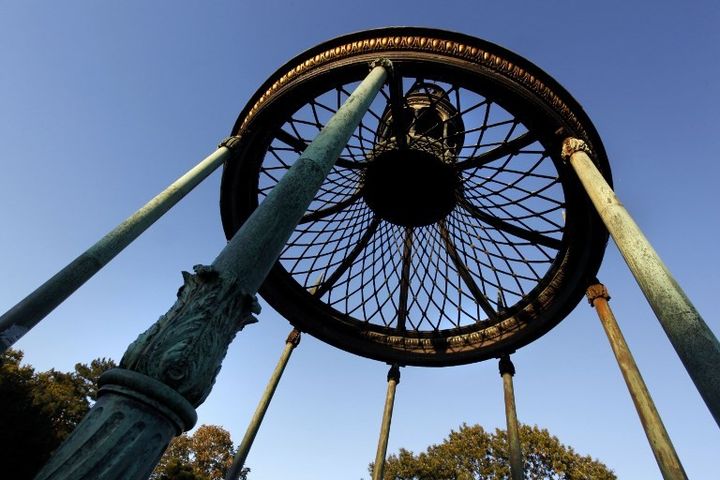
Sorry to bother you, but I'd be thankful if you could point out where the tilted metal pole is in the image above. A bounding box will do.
[587,282,687,480]
[372,364,401,480]
[0,138,239,352]
[499,355,523,480]
[225,329,301,480]
[562,137,720,427]
[34,61,391,480]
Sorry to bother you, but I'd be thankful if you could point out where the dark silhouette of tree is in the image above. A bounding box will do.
[0,349,116,479]
[0,349,58,479]
[0,349,247,480]
[374,423,615,480]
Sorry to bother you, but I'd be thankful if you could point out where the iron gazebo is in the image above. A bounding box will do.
[1,28,717,480]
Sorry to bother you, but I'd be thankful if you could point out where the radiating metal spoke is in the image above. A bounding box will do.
[313,217,381,298]
[458,198,562,249]
[276,128,307,152]
[276,128,364,170]
[439,221,498,322]
[456,132,537,170]
[396,228,413,331]
[388,70,408,149]
[299,190,363,224]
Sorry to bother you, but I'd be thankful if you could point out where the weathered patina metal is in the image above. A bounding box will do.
[372,364,401,480]
[564,137,720,427]
[587,282,687,480]
[225,329,302,480]
[34,63,390,480]
[212,63,390,289]
[35,368,198,480]
[220,27,611,367]
[0,138,239,353]
[499,354,524,480]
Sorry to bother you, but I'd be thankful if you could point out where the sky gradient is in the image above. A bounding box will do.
[1,2,718,478]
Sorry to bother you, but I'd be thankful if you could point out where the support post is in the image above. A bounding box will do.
[587,282,687,480]
[34,61,391,480]
[0,137,240,352]
[499,355,523,480]
[562,137,720,426]
[372,364,400,480]
[225,329,301,480]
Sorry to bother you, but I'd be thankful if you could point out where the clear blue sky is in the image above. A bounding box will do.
[1,2,718,478]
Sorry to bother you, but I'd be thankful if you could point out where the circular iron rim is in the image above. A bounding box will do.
[220,27,611,366]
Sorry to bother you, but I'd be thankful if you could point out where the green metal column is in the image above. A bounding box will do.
[499,355,523,480]
[34,61,391,480]
[372,364,401,480]
[587,283,687,480]
[562,137,720,427]
[0,137,239,353]
[225,329,301,480]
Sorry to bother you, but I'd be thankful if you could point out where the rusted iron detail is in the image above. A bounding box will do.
[286,328,302,347]
[586,282,610,305]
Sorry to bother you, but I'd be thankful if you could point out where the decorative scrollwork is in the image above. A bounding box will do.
[121,265,260,406]
[239,33,588,144]
[561,137,593,160]
[586,282,611,306]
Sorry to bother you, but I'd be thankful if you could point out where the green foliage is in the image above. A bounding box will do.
[0,349,116,479]
[152,424,246,480]
[157,458,207,480]
[0,349,58,479]
[0,349,247,480]
[376,423,616,480]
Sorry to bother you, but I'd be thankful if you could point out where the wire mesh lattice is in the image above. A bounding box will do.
[258,77,565,333]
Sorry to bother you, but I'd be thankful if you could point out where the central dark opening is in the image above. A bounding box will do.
[362,149,458,227]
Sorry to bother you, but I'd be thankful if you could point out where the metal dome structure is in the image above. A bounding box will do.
[2,27,717,480]
[219,27,610,366]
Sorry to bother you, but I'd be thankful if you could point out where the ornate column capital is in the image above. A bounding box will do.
[586,282,611,306]
[498,354,516,377]
[370,57,394,74]
[286,328,302,347]
[218,135,243,150]
[387,363,401,384]
[121,265,259,407]
[561,137,593,160]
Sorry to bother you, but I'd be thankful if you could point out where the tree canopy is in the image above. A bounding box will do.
[1,349,247,480]
[376,423,616,480]
[0,349,116,479]
[152,424,245,480]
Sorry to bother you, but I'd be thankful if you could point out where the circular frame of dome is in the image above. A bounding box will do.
[220,27,611,366]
